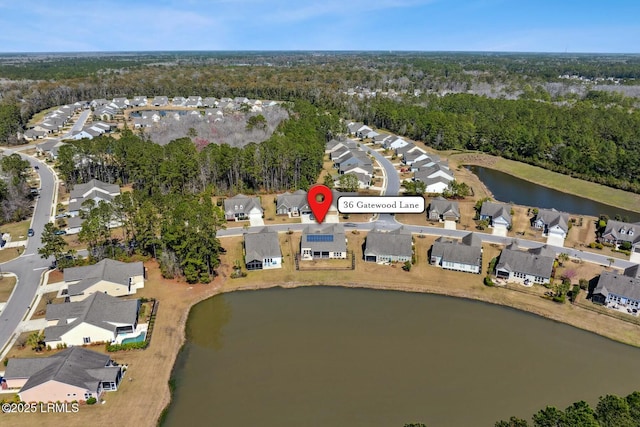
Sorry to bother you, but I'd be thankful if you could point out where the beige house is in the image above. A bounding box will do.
[4,347,123,402]
[44,292,139,347]
[58,259,145,302]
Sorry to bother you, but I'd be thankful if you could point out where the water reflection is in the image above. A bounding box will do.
[186,293,232,350]
[467,165,640,222]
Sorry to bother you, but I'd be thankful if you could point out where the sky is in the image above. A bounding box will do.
[1,0,639,53]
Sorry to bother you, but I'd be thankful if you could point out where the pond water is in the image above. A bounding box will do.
[162,287,640,427]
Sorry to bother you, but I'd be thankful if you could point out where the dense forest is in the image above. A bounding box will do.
[495,391,640,427]
[0,154,33,224]
[2,51,640,194]
[52,101,339,282]
[354,95,640,192]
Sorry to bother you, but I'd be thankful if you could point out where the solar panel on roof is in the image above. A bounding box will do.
[306,234,334,242]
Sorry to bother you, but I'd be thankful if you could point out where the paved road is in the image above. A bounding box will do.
[61,109,90,139]
[0,153,54,354]
[359,142,400,226]
[0,130,637,355]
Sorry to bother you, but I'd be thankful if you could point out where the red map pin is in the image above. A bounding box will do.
[307,185,333,224]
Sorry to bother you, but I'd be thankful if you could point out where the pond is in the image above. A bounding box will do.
[467,165,640,222]
[162,287,640,427]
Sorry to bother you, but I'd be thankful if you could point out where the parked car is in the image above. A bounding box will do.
[27,228,35,237]
[33,165,39,170]
[54,229,66,235]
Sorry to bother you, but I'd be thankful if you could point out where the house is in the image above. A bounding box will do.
[494,244,555,285]
[44,292,139,347]
[90,98,109,108]
[414,164,455,194]
[334,151,372,170]
[403,150,429,166]
[24,129,47,140]
[347,122,372,138]
[36,139,64,160]
[533,208,570,245]
[300,224,347,260]
[244,228,282,270]
[202,97,217,107]
[385,136,409,150]
[130,96,148,107]
[68,179,121,217]
[479,201,512,228]
[364,227,413,263]
[65,216,84,235]
[339,163,373,177]
[59,259,146,302]
[428,197,460,222]
[592,265,640,308]
[185,96,203,107]
[276,190,311,216]
[151,96,169,107]
[4,347,123,403]
[601,220,640,248]
[430,232,482,274]
[223,194,263,222]
[171,96,187,106]
[372,133,391,145]
[335,171,371,190]
[110,97,129,110]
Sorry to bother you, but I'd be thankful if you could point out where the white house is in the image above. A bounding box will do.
[58,259,146,302]
[44,292,139,347]
[300,224,347,260]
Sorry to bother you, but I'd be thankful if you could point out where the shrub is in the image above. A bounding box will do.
[86,397,97,405]
[106,341,147,352]
[484,276,494,287]
[552,295,566,303]
[3,357,7,367]
[579,278,589,290]
[402,261,411,272]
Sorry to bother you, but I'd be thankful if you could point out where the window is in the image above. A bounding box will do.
[83,337,91,344]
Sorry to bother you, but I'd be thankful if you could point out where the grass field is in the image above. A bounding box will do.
[0,246,24,263]
[1,219,32,241]
[0,276,17,302]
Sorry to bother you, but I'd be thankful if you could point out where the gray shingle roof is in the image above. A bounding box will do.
[244,228,281,262]
[535,208,570,233]
[480,201,512,224]
[276,190,309,212]
[224,194,263,216]
[301,224,346,253]
[602,220,640,245]
[45,292,138,341]
[429,196,460,219]
[70,179,120,200]
[594,270,640,301]
[6,347,119,394]
[364,227,412,258]
[496,246,554,278]
[64,259,144,296]
[432,232,482,266]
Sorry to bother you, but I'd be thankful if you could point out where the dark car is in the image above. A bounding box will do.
[34,165,39,170]
[27,228,35,237]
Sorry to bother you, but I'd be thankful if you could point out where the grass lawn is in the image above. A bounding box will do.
[448,151,640,214]
[0,246,25,263]
[2,232,640,427]
[0,275,17,302]
[26,106,58,127]
[1,219,32,241]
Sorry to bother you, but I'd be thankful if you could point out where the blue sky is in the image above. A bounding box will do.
[1,0,639,53]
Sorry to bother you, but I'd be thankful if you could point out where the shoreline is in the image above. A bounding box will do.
[447,151,640,214]
[156,276,640,426]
